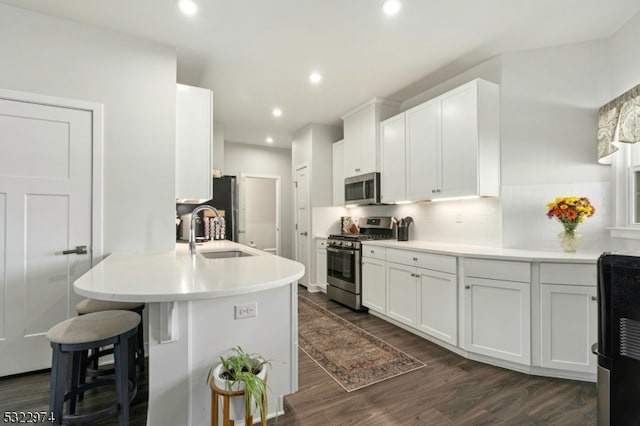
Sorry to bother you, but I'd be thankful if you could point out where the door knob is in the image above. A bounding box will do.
[300,232,308,236]
[62,245,88,255]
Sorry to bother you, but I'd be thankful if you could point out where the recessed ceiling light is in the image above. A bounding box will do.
[266,137,274,144]
[178,0,198,16]
[382,0,401,16]
[309,72,322,84]
[272,108,282,117]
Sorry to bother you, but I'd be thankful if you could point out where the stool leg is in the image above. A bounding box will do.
[49,344,69,426]
[78,349,89,402]
[69,351,82,414]
[114,336,130,426]
[137,318,145,370]
[128,334,137,403]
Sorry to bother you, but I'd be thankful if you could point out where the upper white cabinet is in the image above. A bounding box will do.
[342,98,398,178]
[332,140,345,206]
[380,79,500,202]
[176,83,213,202]
[380,114,407,203]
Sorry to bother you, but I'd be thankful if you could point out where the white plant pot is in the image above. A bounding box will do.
[212,363,267,422]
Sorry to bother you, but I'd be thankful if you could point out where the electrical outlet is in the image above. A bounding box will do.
[235,303,257,319]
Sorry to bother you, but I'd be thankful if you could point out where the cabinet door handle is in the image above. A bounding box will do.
[370,250,375,254]
[431,189,436,193]
[412,257,418,261]
[465,285,470,289]
[62,245,88,255]
[355,168,361,173]
[592,296,597,301]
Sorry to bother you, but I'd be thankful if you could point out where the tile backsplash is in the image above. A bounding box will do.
[332,181,611,251]
[501,181,610,251]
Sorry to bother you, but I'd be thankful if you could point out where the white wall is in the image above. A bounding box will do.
[607,11,640,251]
[356,38,619,250]
[224,142,293,258]
[0,4,177,252]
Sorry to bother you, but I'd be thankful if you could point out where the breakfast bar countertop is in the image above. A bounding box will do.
[73,240,305,303]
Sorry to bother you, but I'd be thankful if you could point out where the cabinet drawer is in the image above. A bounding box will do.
[540,263,596,286]
[464,258,530,283]
[362,245,386,260]
[387,248,456,274]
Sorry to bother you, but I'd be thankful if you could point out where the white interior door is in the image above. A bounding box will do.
[0,94,95,376]
[294,165,310,285]
[238,174,280,254]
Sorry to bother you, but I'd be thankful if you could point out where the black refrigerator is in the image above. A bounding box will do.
[176,176,238,242]
[596,253,640,425]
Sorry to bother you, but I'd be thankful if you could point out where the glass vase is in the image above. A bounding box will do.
[557,229,582,253]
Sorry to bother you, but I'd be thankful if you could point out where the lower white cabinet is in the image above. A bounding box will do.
[463,259,531,365]
[418,268,457,345]
[387,262,418,328]
[362,257,387,314]
[539,263,597,374]
[315,239,327,288]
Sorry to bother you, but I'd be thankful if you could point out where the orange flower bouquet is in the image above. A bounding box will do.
[546,196,595,252]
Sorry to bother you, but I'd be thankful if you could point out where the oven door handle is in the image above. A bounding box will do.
[326,247,356,256]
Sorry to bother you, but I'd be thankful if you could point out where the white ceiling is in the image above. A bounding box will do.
[3,0,640,149]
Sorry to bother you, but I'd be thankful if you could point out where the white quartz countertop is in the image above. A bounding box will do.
[73,240,305,302]
[362,240,602,263]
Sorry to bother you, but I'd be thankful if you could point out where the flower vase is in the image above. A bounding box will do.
[557,229,582,253]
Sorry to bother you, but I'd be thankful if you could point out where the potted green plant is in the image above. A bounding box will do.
[207,346,271,422]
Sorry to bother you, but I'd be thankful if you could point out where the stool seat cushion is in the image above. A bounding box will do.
[46,310,141,344]
[76,298,144,315]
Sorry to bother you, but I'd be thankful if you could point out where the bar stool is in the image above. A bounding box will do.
[209,374,267,426]
[46,310,140,426]
[75,298,146,371]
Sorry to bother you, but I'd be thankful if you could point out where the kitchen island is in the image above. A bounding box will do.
[74,241,304,426]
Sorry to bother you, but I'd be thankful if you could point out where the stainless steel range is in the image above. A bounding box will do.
[327,217,394,310]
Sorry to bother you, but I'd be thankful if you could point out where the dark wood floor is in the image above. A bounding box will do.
[0,287,597,425]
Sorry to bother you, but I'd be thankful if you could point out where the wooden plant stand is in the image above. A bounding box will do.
[209,375,267,426]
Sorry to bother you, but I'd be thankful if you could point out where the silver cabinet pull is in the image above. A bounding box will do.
[412,257,418,261]
[63,245,87,255]
[300,232,308,236]
[465,285,471,289]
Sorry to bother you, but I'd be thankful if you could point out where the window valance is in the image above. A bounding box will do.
[598,83,640,164]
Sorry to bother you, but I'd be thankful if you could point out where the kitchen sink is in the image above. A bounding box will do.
[200,250,254,259]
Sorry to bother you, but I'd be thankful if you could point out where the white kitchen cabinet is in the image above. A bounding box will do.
[332,140,345,206]
[418,268,457,346]
[385,248,457,337]
[387,262,418,328]
[380,114,407,203]
[315,239,327,289]
[175,83,213,202]
[539,263,597,374]
[405,98,439,201]
[380,79,500,202]
[362,257,387,314]
[342,99,398,178]
[463,258,531,365]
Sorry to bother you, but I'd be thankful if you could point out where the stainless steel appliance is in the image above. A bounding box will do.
[344,172,381,205]
[595,253,640,425]
[327,216,394,310]
[176,175,238,242]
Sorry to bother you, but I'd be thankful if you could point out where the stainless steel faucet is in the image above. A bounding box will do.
[189,205,222,255]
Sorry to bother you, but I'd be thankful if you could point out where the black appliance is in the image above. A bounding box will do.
[327,216,393,310]
[176,176,238,242]
[344,172,381,205]
[595,253,640,425]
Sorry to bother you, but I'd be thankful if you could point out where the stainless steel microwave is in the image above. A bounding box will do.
[344,172,380,205]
